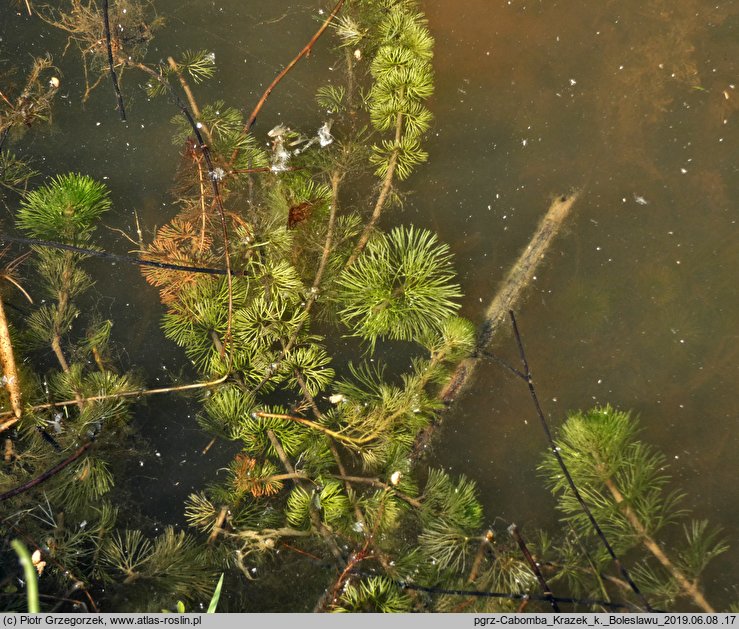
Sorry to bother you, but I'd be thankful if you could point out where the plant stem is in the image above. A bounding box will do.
[266,429,344,565]
[603,477,715,612]
[230,0,346,163]
[345,112,403,267]
[507,310,653,612]
[0,441,92,502]
[333,475,422,509]
[50,253,85,408]
[0,374,229,428]
[166,56,213,146]
[0,294,22,418]
[508,524,560,612]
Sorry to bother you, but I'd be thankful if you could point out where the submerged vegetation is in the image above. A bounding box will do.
[0,0,730,613]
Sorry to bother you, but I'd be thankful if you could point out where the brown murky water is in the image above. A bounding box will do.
[419,0,738,608]
[2,0,737,610]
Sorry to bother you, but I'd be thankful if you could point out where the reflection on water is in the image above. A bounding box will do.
[2,0,737,609]
[420,0,738,607]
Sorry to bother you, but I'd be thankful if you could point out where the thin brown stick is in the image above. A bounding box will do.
[448,531,496,612]
[101,0,126,121]
[231,0,346,163]
[0,441,92,502]
[201,436,216,455]
[508,524,560,612]
[508,310,653,612]
[467,530,494,584]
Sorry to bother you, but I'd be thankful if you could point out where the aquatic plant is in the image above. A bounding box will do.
[0,0,730,614]
[0,173,157,611]
[539,406,727,612]
[0,56,59,200]
[337,226,461,347]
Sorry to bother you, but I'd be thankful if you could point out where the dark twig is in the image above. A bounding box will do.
[508,524,560,612]
[0,441,92,502]
[348,572,638,611]
[0,234,243,276]
[101,0,126,121]
[507,310,653,612]
[480,350,526,380]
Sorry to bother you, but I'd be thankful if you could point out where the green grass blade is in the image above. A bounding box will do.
[11,539,40,613]
[207,573,225,613]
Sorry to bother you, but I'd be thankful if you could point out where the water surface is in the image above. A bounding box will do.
[1,0,737,610]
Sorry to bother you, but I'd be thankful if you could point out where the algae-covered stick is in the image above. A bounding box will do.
[440,191,579,405]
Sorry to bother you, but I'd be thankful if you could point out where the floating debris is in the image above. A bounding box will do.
[633,194,648,205]
[317,121,334,147]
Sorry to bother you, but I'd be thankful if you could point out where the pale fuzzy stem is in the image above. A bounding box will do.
[91,346,106,372]
[0,296,22,418]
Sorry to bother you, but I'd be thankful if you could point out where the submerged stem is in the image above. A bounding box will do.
[0,295,23,419]
[603,477,715,612]
[345,113,403,267]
